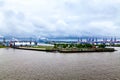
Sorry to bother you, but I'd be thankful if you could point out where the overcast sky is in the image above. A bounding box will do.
[0,0,120,38]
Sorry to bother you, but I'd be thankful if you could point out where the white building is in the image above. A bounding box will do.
[12,41,35,46]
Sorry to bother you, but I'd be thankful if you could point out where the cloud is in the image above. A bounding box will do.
[0,0,120,38]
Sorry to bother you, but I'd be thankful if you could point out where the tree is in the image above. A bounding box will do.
[54,44,58,48]
[98,44,106,48]
[76,44,83,48]
[62,44,68,48]
[82,44,93,48]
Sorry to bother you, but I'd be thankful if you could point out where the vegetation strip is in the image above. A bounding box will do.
[13,43,116,53]
[0,44,6,48]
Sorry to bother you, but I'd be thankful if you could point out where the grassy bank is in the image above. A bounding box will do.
[14,43,115,53]
[15,45,55,52]
[32,46,54,50]
[0,45,6,48]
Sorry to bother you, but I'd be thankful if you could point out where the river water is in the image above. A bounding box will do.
[0,47,120,80]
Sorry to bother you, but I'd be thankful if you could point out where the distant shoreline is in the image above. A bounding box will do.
[13,47,116,53]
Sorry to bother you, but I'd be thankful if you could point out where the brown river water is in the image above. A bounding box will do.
[0,47,120,80]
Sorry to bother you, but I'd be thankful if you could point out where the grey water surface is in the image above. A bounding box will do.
[0,47,120,80]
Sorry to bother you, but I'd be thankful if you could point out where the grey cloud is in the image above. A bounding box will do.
[0,1,4,7]
[0,0,120,38]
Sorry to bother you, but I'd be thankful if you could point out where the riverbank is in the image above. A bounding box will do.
[0,45,6,48]
[58,48,115,53]
[14,46,116,53]
[15,47,56,52]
